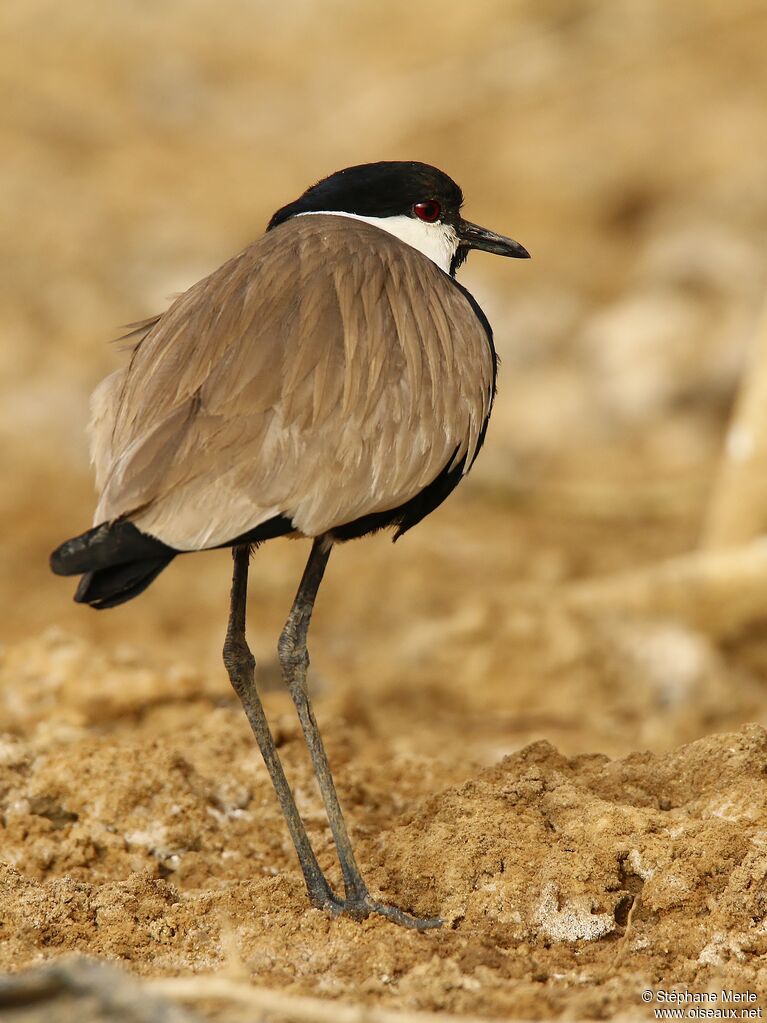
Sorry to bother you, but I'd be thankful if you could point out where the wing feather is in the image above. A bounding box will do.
[91,215,494,549]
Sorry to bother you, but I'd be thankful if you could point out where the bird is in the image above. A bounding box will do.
[50,161,529,929]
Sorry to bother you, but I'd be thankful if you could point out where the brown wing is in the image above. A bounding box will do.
[91,215,494,550]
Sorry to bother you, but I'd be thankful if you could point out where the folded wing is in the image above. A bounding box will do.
[92,215,495,550]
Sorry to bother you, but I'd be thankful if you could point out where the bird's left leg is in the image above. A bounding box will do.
[278,536,442,930]
[223,545,336,911]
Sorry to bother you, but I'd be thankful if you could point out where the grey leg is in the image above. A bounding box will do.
[223,545,338,911]
[278,536,442,930]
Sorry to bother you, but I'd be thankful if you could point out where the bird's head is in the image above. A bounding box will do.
[267,161,529,276]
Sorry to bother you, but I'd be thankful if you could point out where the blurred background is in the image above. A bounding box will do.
[2,0,767,762]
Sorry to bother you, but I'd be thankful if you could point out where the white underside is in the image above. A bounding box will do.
[297,210,459,274]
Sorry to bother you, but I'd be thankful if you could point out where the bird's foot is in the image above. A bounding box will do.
[351,895,443,930]
[320,890,442,930]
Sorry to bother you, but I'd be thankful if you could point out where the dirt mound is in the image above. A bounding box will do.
[1,631,765,1019]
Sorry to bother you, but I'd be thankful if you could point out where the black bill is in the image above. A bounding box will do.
[457,219,530,259]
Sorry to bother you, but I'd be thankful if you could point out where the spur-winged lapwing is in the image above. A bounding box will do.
[51,161,529,929]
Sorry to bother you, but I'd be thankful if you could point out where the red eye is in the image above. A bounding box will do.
[413,200,441,223]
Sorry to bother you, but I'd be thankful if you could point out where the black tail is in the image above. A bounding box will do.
[50,520,176,609]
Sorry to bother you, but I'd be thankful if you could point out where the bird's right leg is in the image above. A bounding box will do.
[278,538,442,930]
[223,544,338,911]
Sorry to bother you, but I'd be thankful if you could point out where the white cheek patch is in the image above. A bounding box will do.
[297,211,459,274]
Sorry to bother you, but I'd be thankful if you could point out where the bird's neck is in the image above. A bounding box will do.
[296,211,459,275]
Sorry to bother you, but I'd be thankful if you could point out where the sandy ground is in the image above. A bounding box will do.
[1,629,767,1020]
[3,1,767,1020]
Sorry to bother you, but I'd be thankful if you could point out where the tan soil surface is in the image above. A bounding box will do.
[2,619,767,1021]
[3,1,767,1020]
[2,625,767,1016]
